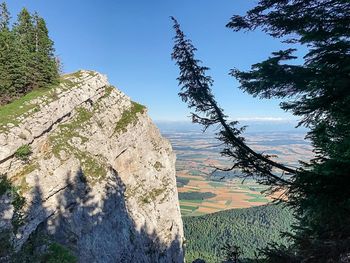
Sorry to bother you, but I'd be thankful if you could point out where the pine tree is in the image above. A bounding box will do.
[171,0,350,261]
[32,13,58,88]
[13,8,36,92]
[0,2,10,30]
[0,2,24,104]
[0,2,11,100]
[0,4,59,104]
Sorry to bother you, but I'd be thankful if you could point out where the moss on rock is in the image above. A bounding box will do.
[113,102,146,135]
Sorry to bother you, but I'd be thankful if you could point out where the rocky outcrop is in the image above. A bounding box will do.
[0,71,184,262]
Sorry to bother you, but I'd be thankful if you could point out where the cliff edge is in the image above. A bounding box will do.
[0,70,184,262]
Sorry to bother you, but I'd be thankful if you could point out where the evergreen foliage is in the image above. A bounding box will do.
[0,2,9,30]
[183,204,294,262]
[0,2,58,104]
[171,1,350,261]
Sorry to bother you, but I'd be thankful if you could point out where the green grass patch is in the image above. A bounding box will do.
[180,205,198,212]
[0,71,93,133]
[0,88,53,132]
[140,187,166,204]
[113,102,146,135]
[49,107,92,158]
[92,86,115,112]
[59,71,98,89]
[246,193,269,203]
[62,70,85,79]
[14,144,32,161]
[49,107,107,183]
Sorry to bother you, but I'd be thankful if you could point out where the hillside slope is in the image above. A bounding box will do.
[183,204,294,262]
[0,70,184,262]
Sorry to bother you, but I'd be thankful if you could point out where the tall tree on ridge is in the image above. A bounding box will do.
[171,0,350,261]
[0,3,59,104]
[0,2,24,103]
[13,7,35,93]
[32,13,58,88]
[0,1,10,30]
[0,1,11,99]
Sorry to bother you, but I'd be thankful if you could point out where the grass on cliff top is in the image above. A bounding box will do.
[113,101,146,135]
[0,88,52,132]
[63,70,97,79]
[0,71,99,132]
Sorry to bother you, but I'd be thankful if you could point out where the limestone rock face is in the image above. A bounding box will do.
[0,71,184,262]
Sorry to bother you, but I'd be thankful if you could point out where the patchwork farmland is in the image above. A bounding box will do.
[159,123,313,216]
[177,175,270,216]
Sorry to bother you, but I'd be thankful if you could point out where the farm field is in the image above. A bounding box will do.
[158,121,313,217]
[177,175,270,216]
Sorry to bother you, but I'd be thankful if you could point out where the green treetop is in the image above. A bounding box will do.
[13,8,35,92]
[32,13,58,88]
[0,3,59,104]
[0,2,10,31]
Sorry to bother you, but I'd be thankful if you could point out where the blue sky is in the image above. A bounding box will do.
[7,1,306,122]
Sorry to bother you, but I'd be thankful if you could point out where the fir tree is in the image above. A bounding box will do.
[12,7,35,93]
[0,2,11,100]
[0,5,59,104]
[32,13,58,88]
[0,2,10,30]
[171,0,350,261]
[0,2,25,104]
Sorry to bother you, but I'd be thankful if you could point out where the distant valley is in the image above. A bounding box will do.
[158,121,313,261]
[158,121,313,216]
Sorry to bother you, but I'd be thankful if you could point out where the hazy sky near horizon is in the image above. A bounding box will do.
[7,1,306,121]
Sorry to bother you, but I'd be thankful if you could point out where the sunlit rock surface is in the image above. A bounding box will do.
[0,70,184,262]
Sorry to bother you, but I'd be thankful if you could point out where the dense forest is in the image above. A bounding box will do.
[183,204,294,262]
[0,2,58,105]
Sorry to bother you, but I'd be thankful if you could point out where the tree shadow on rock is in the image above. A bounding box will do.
[11,166,183,263]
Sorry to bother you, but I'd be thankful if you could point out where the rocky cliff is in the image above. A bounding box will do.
[0,70,184,262]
